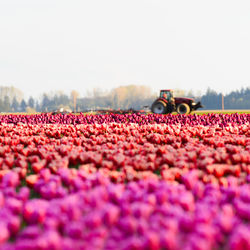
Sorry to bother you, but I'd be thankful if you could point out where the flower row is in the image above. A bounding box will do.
[0,123,249,186]
[0,113,249,126]
[0,171,249,250]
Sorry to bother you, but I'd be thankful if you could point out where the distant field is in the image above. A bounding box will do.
[192,109,250,115]
[1,110,250,115]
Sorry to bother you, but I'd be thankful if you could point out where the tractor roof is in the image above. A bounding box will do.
[160,89,173,92]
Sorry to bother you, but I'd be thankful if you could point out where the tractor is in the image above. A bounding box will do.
[151,89,203,114]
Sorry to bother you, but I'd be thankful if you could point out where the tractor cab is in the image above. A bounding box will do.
[160,89,173,101]
[150,89,175,114]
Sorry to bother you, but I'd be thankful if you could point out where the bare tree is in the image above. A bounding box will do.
[0,86,24,102]
[71,90,80,112]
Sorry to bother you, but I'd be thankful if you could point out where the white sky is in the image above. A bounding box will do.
[0,0,250,99]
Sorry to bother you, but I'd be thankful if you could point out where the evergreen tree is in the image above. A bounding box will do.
[201,88,221,110]
[20,99,27,112]
[28,97,35,108]
[11,97,19,112]
[3,96,11,112]
[41,94,50,112]
[0,99,4,111]
[35,101,40,112]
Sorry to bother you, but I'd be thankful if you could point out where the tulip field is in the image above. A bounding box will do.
[0,113,249,250]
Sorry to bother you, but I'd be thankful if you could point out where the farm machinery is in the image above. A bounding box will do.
[50,89,203,115]
[151,89,203,114]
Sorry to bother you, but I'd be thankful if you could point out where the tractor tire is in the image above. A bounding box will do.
[151,101,167,114]
[177,103,190,114]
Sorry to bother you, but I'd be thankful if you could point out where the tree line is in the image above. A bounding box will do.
[200,88,250,110]
[0,85,249,113]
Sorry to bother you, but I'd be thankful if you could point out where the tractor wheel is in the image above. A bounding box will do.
[151,101,167,114]
[177,103,190,114]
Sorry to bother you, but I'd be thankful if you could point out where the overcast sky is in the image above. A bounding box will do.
[0,0,250,99]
